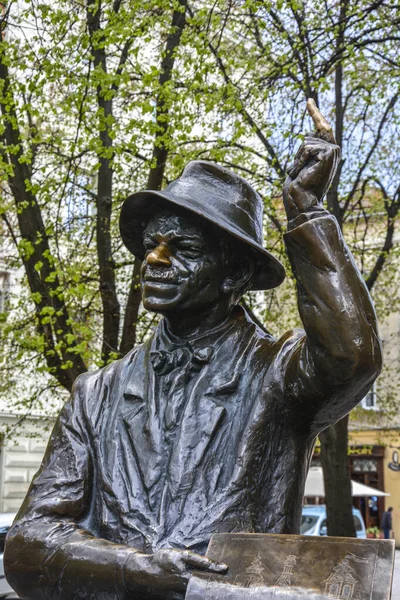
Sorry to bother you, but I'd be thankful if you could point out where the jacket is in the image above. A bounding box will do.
[381,510,392,530]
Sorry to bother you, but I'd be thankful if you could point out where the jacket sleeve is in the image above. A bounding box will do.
[280,211,382,434]
[4,373,141,600]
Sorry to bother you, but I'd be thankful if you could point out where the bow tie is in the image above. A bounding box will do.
[150,346,213,375]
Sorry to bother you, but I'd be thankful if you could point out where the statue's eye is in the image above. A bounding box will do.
[143,239,157,252]
[177,244,202,258]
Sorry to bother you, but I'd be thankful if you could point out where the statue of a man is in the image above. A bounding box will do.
[4,108,382,600]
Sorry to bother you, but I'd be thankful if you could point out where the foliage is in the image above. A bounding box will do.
[366,526,382,538]
[0,0,400,534]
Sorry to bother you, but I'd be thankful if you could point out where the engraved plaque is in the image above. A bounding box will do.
[185,533,394,600]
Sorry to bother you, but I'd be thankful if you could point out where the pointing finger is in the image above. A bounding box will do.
[306,98,336,144]
[182,551,228,573]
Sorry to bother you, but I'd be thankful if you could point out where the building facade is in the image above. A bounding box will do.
[0,414,52,514]
[349,428,400,545]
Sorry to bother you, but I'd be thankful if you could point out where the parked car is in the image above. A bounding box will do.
[301,505,366,538]
[0,513,17,598]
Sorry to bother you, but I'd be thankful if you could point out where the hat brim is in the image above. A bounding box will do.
[120,190,285,291]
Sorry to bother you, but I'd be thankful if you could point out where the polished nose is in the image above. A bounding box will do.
[146,242,172,267]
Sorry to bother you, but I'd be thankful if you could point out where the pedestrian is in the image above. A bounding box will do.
[381,507,393,539]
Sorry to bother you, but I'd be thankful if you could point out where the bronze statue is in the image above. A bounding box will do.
[4,104,382,599]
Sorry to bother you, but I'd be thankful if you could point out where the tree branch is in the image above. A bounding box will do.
[342,92,400,214]
[189,3,285,179]
[146,0,188,190]
[365,179,400,290]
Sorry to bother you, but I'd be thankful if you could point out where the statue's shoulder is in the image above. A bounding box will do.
[71,342,148,397]
[246,319,305,360]
[67,343,151,425]
[239,305,276,346]
[231,307,308,365]
[269,327,306,360]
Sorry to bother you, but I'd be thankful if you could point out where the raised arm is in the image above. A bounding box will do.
[4,371,226,600]
[281,101,382,433]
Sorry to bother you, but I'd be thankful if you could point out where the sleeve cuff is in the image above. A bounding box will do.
[287,207,330,231]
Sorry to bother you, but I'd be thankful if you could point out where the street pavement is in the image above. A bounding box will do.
[392,550,400,600]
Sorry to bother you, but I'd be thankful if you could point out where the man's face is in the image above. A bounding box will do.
[141,209,225,314]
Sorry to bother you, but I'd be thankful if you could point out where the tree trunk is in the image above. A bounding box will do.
[87,1,120,364]
[119,260,141,356]
[319,0,356,538]
[319,415,356,537]
[146,0,188,191]
[118,0,188,356]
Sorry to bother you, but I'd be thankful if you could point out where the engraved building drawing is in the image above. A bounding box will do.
[274,555,297,588]
[325,557,358,599]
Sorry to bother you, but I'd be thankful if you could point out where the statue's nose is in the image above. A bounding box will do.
[146,242,172,267]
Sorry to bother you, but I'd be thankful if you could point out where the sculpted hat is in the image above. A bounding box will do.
[120,160,285,290]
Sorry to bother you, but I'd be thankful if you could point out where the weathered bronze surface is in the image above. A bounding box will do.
[4,103,383,599]
[306,99,334,143]
[186,533,395,600]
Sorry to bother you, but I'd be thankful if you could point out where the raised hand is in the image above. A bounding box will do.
[283,99,341,222]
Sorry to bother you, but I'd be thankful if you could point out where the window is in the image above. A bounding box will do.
[320,519,328,535]
[0,271,10,314]
[361,384,377,410]
[300,515,318,534]
[0,525,9,553]
[342,584,352,598]
[329,583,339,596]
[352,458,377,473]
[354,516,363,532]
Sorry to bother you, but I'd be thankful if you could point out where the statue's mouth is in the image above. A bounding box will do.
[143,266,179,284]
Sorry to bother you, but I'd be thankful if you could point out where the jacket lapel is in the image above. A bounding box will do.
[118,342,166,496]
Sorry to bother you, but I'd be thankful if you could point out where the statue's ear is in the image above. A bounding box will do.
[222,256,254,294]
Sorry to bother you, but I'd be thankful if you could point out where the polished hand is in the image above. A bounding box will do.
[283,99,341,222]
[124,547,228,599]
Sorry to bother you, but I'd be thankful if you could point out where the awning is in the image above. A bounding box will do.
[305,467,390,497]
[351,479,390,497]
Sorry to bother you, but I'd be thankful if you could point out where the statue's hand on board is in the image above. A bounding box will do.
[124,547,228,599]
[283,99,341,222]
